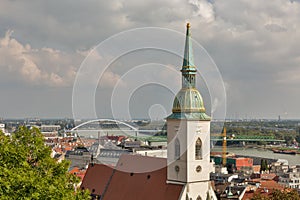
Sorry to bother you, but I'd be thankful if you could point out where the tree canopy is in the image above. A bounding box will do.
[251,189,300,200]
[0,126,90,200]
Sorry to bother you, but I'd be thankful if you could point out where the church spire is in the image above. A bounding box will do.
[181,22,197,89]
[169,23,210,120]
[182,23,195,67]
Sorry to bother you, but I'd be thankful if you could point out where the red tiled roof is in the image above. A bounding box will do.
[81,155,183,200]
[259,180,284,190]
[242,180,285,200]
[250,173,278,181]
[69,167,80,174]
[69,167,87,181]
[242,188,272,200]
[81,164,114,196]
[76,171,86,181]
[102,167,182,200]
[115,154,166,173]
[64,146,72,151]
[102,155,183,200]
[260,173,277,180]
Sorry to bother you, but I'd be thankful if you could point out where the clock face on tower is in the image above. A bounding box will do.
[196,165,202,173]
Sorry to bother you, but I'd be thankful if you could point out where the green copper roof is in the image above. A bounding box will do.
[182,23,195,67]
[172,88,205,113]
[168,23,210,121]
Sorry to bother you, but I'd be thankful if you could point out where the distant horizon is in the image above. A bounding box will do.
[2,117,300,121]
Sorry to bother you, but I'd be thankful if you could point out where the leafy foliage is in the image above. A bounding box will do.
[0,126,90,200]
[295,134,300,143]
[260,159,268,173]
[251,189,300,200]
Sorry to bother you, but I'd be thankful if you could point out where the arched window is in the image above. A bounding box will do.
[175,138,180,160]
[195,138,202,160]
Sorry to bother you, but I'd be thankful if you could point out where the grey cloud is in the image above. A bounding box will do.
[0,30,82,86]
[264,23,287,32]
[0,0,300,119]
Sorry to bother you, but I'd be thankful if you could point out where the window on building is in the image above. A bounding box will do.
[195,138,202,160]
[175,138,180,160]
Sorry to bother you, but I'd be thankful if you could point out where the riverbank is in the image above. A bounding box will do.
[211,146,300,166]
[235,144,300,154]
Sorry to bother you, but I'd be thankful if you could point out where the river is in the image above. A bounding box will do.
[212,147,300,166]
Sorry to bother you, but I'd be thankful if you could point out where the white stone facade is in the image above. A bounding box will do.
[167,119,215,200]
[278,167,300,190]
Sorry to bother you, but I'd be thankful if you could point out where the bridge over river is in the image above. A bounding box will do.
[211,135,285,143]
[68,119,285,143]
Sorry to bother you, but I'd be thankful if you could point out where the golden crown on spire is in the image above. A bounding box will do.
[186,22,191,29]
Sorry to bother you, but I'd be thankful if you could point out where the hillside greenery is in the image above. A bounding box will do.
[0,126,90,200]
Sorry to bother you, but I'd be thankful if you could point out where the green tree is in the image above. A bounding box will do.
[284,135,294,145]
[0,126,90,200]
[260,159,268,173]
[271,189,300,200]
[251,189,300,200]
[295,134,300,144]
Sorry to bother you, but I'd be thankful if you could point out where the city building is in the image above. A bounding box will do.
[40,125,61,138]
[278,165,300,190]
[212,156,253,174]
[269,159,289,176]
[135,149,167,158]
[65,146,91,168]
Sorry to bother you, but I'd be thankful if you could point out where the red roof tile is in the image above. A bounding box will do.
[260,173,277,180]
[102,167,182,200]
[76,171,86,181]
[70,167,87,181]
[81,164,114,196]
[260,180,284,190]
[242,180,285,200]
[81,155,183,200]
[69,167,80,174]
[115,154,166,173]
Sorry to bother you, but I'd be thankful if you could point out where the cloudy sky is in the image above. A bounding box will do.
[0,0,300,119]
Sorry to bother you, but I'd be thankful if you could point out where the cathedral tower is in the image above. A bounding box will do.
[167,23,214,200]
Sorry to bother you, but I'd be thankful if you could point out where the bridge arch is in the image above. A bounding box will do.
[70,119,138,134]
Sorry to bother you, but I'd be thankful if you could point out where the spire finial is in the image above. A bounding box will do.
[187,22,191,29]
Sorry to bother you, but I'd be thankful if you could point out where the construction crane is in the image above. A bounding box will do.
[222,127,227,167]
[74,131,85,147]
